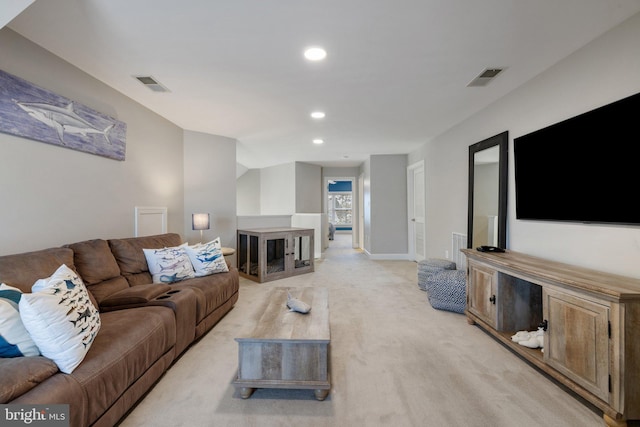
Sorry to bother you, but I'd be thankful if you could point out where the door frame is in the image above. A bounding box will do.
[407,160,426,261]
[358,173,364,250]
[324,176,357,248]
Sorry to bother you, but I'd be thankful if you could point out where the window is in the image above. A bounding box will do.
[328,192,352,228]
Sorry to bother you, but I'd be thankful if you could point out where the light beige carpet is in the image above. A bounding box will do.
[120,234,603,427]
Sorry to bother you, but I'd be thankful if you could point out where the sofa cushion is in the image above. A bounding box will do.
[66,239,121,285]
[69,306,176,425]
[0,247,74,293]
[99,283,171,310]
[169,270,239,323]
[9,370,87,427]
[20,264,101,374]
[109,233,182,286]
[0,284,39,357]
[0,356,59,403]
[66,239,127,307]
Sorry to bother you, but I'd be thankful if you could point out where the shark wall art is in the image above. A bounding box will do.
[0,69,126,160]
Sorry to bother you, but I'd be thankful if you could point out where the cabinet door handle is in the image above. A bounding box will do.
[489,295,496,304]
[539,320,548,331]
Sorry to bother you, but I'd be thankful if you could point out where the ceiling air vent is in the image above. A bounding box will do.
[133,75,170,93]
[467,68,504,87]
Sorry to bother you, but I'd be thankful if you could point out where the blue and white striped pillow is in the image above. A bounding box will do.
[0,283,40,357]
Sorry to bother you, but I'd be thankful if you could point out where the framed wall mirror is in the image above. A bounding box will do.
[467,131,508,249]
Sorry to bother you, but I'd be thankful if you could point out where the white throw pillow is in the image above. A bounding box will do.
[143,243,196,283]
[0,283,40,357]
[185,237,229,277]
[19,264,101,374]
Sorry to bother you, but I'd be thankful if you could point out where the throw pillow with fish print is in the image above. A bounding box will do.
[19,264,101,373]
[185,237,229,277]
[143,243,196,283]
[0,283,40,357]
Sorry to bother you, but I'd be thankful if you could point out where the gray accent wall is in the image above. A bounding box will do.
[362,155,408,256]
[295,162,322,213]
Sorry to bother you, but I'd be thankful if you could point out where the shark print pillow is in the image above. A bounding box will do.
[0,283,40,357]
[19,264,101,374]
[185,237,229,277]
[143,243,196,283]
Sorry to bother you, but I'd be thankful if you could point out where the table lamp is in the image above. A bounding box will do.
[192,213,210,243]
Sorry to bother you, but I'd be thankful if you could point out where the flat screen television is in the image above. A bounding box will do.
[514,91,640,225]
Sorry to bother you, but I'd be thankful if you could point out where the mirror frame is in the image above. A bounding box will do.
[467,131,508,249]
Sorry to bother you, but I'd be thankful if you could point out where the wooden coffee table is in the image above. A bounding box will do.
[233,287,330,400]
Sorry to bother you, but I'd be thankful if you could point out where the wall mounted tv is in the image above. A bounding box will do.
[514,91,640,225]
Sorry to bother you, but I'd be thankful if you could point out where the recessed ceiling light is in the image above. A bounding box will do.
[313,139,324,144]
[304,47,327,61]
[310,111,326,119]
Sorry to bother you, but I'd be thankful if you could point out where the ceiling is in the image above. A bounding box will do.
[8,1,640,169]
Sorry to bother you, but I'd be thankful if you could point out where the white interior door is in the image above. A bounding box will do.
[358,173,364,250]
[408,162,426,261]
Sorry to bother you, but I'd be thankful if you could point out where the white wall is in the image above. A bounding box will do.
[0,0,33,28]
[259,163,296,214]
[236,169,260,215]
[291,213,325,258]
[410,12,640,278]
[237,215,291,230]
[0,28,185,255]
[183,131,237,248]
[240,161,322,216]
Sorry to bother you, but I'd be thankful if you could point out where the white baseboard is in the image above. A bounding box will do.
[364,250,410,260]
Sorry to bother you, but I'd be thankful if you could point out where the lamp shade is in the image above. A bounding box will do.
[192,213,210,231]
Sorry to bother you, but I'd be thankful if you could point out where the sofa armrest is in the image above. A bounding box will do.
[99,283,171,311]
[0,357,59,403]
[148,288,198,356]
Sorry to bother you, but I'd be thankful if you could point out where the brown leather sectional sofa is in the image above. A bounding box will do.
[0,233,239,427]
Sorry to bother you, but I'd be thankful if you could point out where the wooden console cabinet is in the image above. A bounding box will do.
[462,249,640,427]
[237,227,314,283]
